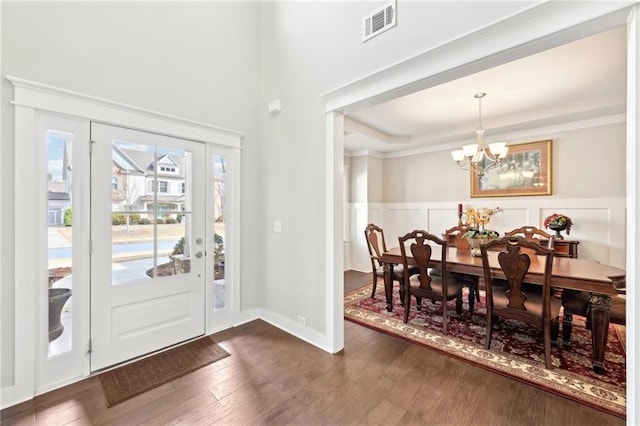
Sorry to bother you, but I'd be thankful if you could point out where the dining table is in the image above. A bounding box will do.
[380,245,626,374]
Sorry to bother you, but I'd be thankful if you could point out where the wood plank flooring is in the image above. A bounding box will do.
[1,271,625,425]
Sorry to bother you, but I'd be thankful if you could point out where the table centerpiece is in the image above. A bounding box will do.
[543,213,573,240]
[463,206,503,256]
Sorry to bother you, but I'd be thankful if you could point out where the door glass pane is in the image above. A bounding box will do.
[213,156,226,309]
[111,141,193,285]
[47,130,73,357]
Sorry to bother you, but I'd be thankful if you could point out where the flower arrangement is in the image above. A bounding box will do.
[544,213,573,235]
[463,207,503,239]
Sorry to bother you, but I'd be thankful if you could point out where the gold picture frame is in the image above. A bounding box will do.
[471,140,552,198]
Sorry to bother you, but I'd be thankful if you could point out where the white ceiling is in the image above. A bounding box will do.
[344,26,627,154]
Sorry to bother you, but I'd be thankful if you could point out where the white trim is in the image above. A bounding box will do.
[0,3,5,407]
[36,114,91,392]
[260,308,332,350]
[349,113,627,160]
[345,149,385,159]
[223,305,332,351]
[326,112,344,354]
[325,2,638,420]
[6,76,243,408]
[324,2,635,112]
[12,105,38,405]
[229,147,242,327]
[384,114,627,159]
[625,5,639,424]
[204,144,242,333]
[6,76,244,147]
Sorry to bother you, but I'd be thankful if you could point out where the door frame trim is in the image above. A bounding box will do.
[8,76,244,146]
[6,76,243,407]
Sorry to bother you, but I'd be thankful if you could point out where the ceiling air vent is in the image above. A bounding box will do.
[362,1,396,42]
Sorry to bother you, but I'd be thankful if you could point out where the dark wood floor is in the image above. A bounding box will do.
[1,271,625,425]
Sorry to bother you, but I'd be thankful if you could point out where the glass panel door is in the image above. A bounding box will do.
[213,155,226,310]
[207,144,237,330]
[90,123,206,371]
[38,114,90,390]
[110,140,194,286]
[47,130,74,357]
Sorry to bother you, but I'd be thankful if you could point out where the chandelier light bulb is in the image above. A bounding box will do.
[450,92,509,177]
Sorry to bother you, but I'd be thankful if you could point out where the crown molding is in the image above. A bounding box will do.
[345,150,385,159]
[382,113,626,159]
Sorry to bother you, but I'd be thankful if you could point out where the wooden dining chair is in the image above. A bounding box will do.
[504,225,554,247]
[364,223,418,303]
[444,223,471,250]
[444,223,480,312]
[504,226,555,293]
[398,230,464,334]
[480,236,561,369]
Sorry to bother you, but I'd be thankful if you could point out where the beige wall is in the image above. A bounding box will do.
[383,149,467,202]
[382,122,625,202]
[348,154,384,203]
[349,156,367,203]
[367,156,384,204]
[552,123,625,198]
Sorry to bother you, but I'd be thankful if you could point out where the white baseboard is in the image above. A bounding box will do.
[233,307,332,353]
[259,308,333,353]
[0,384,28,411]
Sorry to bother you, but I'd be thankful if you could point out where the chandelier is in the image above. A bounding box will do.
[450,92,508,177]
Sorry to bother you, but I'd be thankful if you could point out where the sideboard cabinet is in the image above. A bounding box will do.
[543,239,580,258]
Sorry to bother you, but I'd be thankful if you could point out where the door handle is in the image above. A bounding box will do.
[194,251,203,258]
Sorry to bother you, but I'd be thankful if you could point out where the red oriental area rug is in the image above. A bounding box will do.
[344,284,626,418]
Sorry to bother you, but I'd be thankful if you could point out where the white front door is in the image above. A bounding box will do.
[90,123,206,371]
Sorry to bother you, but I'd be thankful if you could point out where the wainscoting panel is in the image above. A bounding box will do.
[347,203,370,272]
[384,207,427,248]
[346,198,625,272]
[427,208,457,237]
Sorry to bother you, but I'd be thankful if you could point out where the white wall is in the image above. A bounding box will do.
[1,1,260,395]
[256,1,538,337]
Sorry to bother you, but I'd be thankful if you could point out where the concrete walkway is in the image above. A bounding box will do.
[48,226,72,248]
[51,256,170,289]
